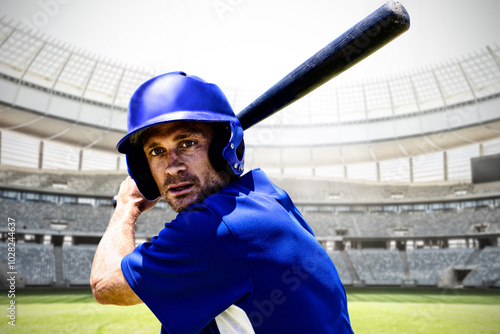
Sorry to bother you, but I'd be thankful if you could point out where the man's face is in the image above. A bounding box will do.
[142,122,230,213]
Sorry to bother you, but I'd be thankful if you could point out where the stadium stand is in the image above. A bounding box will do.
[1,182,499,288]
[406,248,474,286]
[327,251,353,285]
[0,242,56,286]
[488,206,500,231]
[407,211,472,237]
[463,247,500,288]
[0,167,122,197]
[361,249,406,286]
[346,249,377,285]
[62,244,97,286]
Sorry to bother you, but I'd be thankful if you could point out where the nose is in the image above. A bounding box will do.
[165,150,186,176]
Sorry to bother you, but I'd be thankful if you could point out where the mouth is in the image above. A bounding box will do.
[167,183,194,195]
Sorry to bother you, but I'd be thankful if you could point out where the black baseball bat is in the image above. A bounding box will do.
[113,1,409,208]
[237,0,410,130]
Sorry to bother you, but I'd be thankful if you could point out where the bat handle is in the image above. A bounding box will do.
[112,194,118,208]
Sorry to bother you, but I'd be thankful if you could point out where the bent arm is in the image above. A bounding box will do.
[90,177,159,306]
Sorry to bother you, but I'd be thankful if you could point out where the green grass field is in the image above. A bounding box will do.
[0,287,499,333]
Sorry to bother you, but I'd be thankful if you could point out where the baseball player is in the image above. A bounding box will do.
[90,71,353,333]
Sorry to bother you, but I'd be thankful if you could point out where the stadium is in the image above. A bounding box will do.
[0,1,500,333]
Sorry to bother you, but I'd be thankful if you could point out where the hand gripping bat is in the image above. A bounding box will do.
[112,1,410,207]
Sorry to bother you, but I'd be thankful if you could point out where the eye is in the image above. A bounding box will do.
[149,147,165,156]
[180,140,196,148]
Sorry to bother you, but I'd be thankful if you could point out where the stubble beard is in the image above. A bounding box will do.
[162,170,230,213]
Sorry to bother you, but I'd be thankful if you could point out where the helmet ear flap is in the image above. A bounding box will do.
[209,122,245,178]
[209,123,232,175]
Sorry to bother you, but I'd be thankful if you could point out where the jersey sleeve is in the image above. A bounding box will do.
[121,205,253,334]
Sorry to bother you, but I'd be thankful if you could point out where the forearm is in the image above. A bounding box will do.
[91,203,143,305]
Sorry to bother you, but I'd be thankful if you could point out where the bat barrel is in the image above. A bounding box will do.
[237,0,410,130]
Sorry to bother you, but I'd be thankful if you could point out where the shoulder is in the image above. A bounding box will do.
[209,168,284,205]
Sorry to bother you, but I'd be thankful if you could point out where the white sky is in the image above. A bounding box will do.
[0,0,499,92]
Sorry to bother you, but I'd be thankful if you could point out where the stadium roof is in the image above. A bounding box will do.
[1,0,499,89]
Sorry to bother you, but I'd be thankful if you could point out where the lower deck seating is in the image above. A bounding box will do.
[328,251,352,284]
[62,245,97,285]
[406,248,474,286]
[0,242,55,285]
[463,247,500,287]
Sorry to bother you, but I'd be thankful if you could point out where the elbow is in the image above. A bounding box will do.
[92,289,108,305]
[90,273,121,305]
[91,280,124,305]
[91,277,112,305]
[93,291,108,305]
[90,273,142,306]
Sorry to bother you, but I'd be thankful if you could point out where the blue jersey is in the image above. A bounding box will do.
[122,168,353,334]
